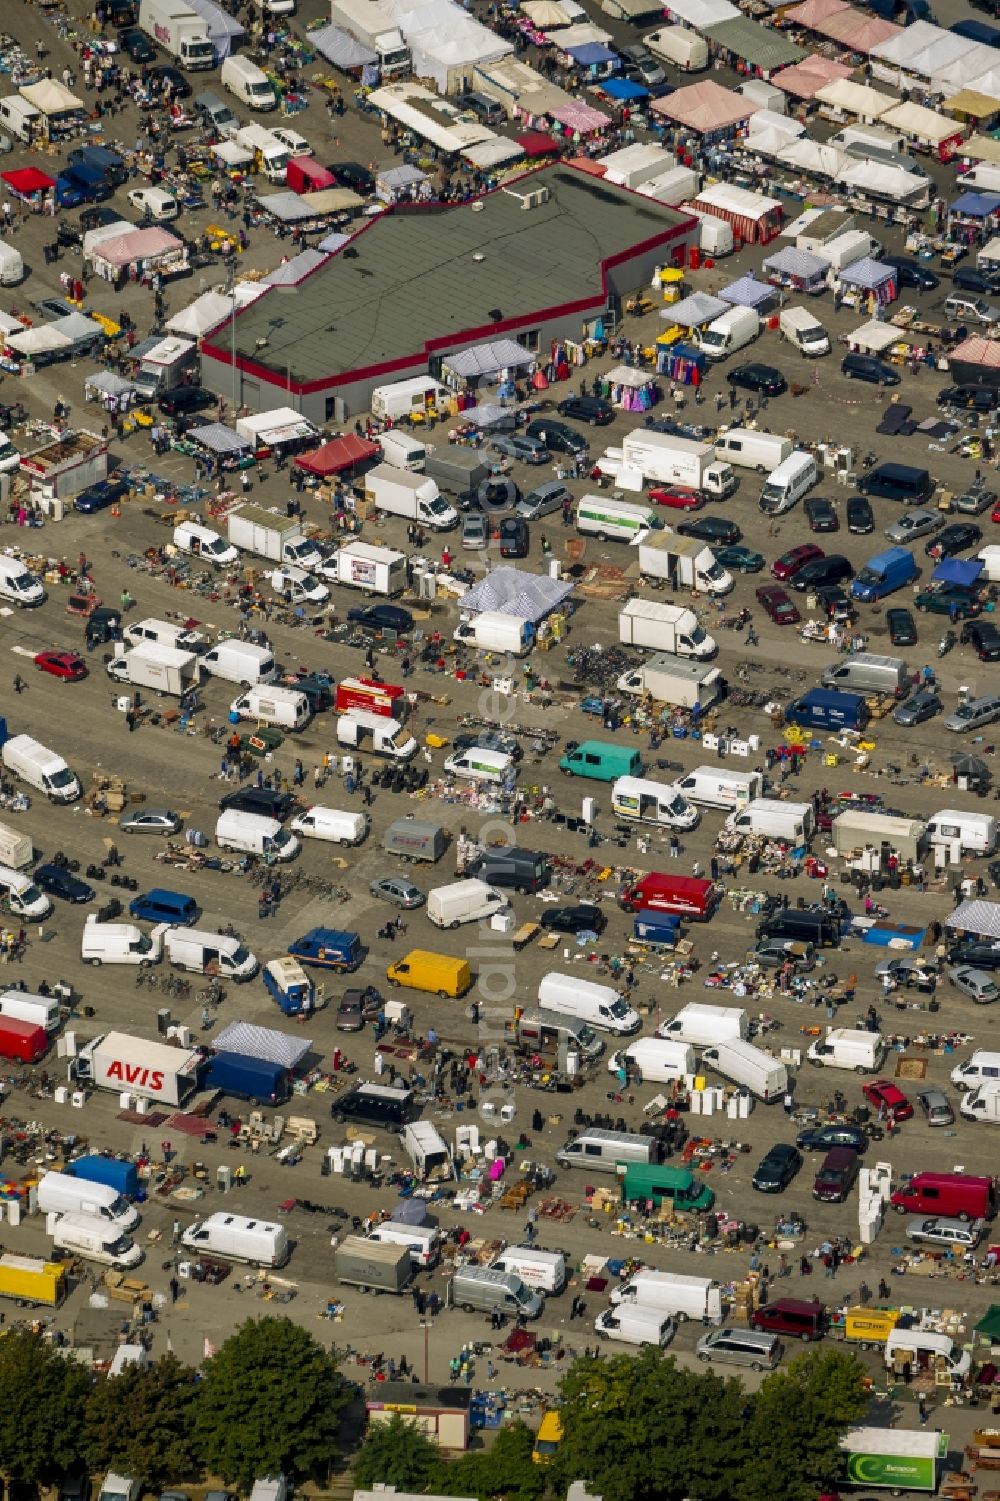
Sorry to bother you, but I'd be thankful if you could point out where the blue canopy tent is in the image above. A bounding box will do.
[564,41,621,77]
[932,558,984,588]
[949,192,1000,220]
[601,76,649,100]
[719,273,779,310]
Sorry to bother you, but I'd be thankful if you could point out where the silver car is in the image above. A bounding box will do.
[917,1088,955,1127]
[884,508,942,543]
[516,480,573,521]
[119,809,182,835]
[906,1216,985,1249]
[948,964,1000,1004]
[462,513,489,549]
[490,433,549,465]
[369,875,424,908]
[944,293,1000,325]
[943,694,1000,732]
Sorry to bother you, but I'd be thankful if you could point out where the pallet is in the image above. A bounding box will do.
[511,922,540,952]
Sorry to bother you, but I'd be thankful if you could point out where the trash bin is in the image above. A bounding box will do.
[217,1164,231,1193]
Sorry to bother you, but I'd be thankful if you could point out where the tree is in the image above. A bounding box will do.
[0,1329,90,1485]
[196,1317,351,1488]
[442,1422,545,1501]
[739,1347,868,1501]
[353,1415,444,1492]
[84,1353,201,1487]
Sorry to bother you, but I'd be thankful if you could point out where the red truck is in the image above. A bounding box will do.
[618,872,719,922]
[334,677,408,722]
[0,1018,48,1064]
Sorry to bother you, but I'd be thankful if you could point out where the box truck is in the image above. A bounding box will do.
[658,1003,748,1047]
[226,506,322,570]
[71,1156,139,1198]
[335,1235,413,1293]
[37,1170,139,1230]
[838,1427,947,1494]
[137,0,214,67]
[183,1213,289,1267]
[71,1031,201,1106]
[618,600,716,659]
[105,644,201,697]
[0,1019,47,1064]
[0,991,61,1034]
[616,653,723,708]
[701,1039,787,1101]
[638,532,734,594]
[620,431,737,499]
[491,1246,567,1295]
[328,540,407,595]
[204,1050,289,1106]
[610,1269,722,1320]
[0,1254,66,1307]
[1,734,80,803]
[423,447,491,499]
[0,822,32,871]
[363,464,458,530]
[51,1212,142,1269]
[328,0,411,76]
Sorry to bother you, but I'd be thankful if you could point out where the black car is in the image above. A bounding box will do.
[846,495,874,534]
[796,1123,868,1153]
[726,363,787,397]
[882,255,939,291]
[119,25,155,60]
[926,522,982,558]
[346,603,413,635]
[751,1143,802,1193]
[158,386,214,416]
[74,478,130,515]
[218,787,296,821]
[961,620,1000,660]
[789,555,854,591]
[556,394,614,425]
[80,205,127,233]
[815,584,855,623]
[524,418,588,456]
[499,516,529,558]
[330,162,375,195]
[540,903,607,936]
[953,265,1000,295]
[148,65,191,97]
[950,939,1000,969]
[804,496,839,533]
[34,863,95,903]
[886,607,918,646]
[676,515,742,545]
[938,384,1000,412]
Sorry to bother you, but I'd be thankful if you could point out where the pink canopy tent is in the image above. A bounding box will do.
[783,0,848,26]
[88,226,184,268]
[548,100,612,133]
[815,9,902,50]
[651,80,753,134]
[950,336,1000,368]
[772,54,854,99]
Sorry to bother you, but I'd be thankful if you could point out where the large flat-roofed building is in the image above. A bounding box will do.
[201,163,695,422]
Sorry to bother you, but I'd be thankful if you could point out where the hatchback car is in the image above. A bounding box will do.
[943,694,1000,732]
[789,555,854,591]
[34,650,88,681]
[805,496,839,533]
[914,585,980,618]
[885,508,943,543]
[462,513,489,549]
[676,516,741,545]
[882,255,939,290]
[886,607,917,646]
[926,522,982,557]
[370,875,424,908]
[158,386,213,416]
[953,265,1000,295]
[917,1088,955,1127]
[34,863,95,903]
[517,480,572,521]
[772,543,823,581]
[751,938,816,971]
[74,478,130,514]
[846,495,874,534]
[491,433,549,465]
[715,544,764,573]
[120,808,182,835]
[892,687,942,727]
[331,162,375,194]
[336,985,382,1032]
[540,903,606,936]
[755,584,800,626]
[796,1123,867,1153]
[119,25,155,60]
[962,621,1000,660]
[948,964,1000,1003]
[752,1143,802,1193]
[648,487,702,510]
[525,419,588,456]
[945,292,1000,324]
[557,394,614,425]
[906,1216,985,1249]
[727,363,787,396]
[346,603,413,635]
[862,1080,914,1122]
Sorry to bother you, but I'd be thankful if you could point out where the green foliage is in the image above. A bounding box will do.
[441,1423,545,1501]
[353,1415,443,1492]
[739,1347,869,1501]
[196,1317,351,1488]
[0,1329,90,1484]
[84,1353,201,1487]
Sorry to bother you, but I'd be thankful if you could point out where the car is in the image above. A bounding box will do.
[892,688,942,726]
[120,808,182,835]
[947,964,1000,1003]
[906,1217,985,1249]
[772,544,824,582]
[886,607,917,646]
[950,939,1000,970]
[943,693,1000,732]
[752,938,816,971]
[815,584,856,624]
[475,477,519,514]
[648,487,703,510]
[788,555,854,591]
[490,433,548,465]
[914,584,980,618]
[961,621,1000,660]
[846,495,874,534]
[336,985,383,1032]
[499,516,529,558]
[268,565,329,607]
[455,91,504,123]
[556,395,614,426]
[119,26,155,60]
[33,296,77,321]
[127,187,178,221]
[726,363,787,396]
[938,384,1000,412]
[676,516,741,545]
[884,508,943,543]
[917,1088,955,1127]
[451,730,522,761]
[540,903,607,936]
[219,787,296,820]
[148,64,191,96]
[158,386,213,416]
[346,603,413,635]
[953,486,997,515]
[874,956,938,992]
[882,255,939,290]
[952,265,1000,294]
[34,862,95,903]
[620,43,666,85]
[751,1143,802,1193]
[33,650,88,681]
[945,292,1000,324]
[861,1080,914,1123]
[80,205,127,233]
[804,496,839,533]
[517,480,572,521]
[524,419,588,456]
[926,522,983,558]
[330,162,375,194]
[73,478,130,515]
[462,513,489,550]
[270,126,310,157]
[369,875,424,908]
[755,584,800,626]
[714,544,765,574]
[795,1123,867,1153]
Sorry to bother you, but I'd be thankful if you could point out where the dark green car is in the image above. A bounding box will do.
[913,586,981,619]
[714,544,765,573]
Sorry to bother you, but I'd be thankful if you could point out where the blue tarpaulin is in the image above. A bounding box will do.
[933,558,983,587]
[950,191,1000,218]
[601,76,649,99]
[565,41,619,64]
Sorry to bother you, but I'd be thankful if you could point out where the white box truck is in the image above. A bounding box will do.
[638,532,734,595]
[0,821,32,870]
[697,307,760,360]
[1,734,80,804]
[328,0,411,76]
[616,654,723,708]
[227,505,322,570]
[620,431,737,499]
[363,464,458,531]
[37,1171,139,1231]
[71,1029,201,1107]
[618,600,716,659]
[538,972,641,1035]
[105,644,201,697]
[183,1212,289,1267]
[50,1212,143,1269]
[658,1003,748,1047]
[453,612,534,655]
[137,0,214,68]
[779,306,830,357]
[426,879,508,929]
[163,927,259,982]
[701,1039,787,1101]
[610,1269,722,1320]
[371,376,449,422]
[326,540,407,596]
[806,1028,886,1073]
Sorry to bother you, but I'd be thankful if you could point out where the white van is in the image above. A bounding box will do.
[200,640,277,685]
[778,306,830,357]
[806,1028,885,1073]
[714,429,792,473]
[701,1039,787,1101]
[978,545,1000,584]
[229,686,311,730]
[926,809,996,856]
[162,928,258,981]
[576,496,661,544]
[1,734,80,803]
[644,24,707,69]
[125,617,204,653]
[675,766,763,809]
[491,1246,567,1295]
[0,989,61,1033]
[725,799,815,842]
[539,972,641,1035]
[337,710,416,761]
[426,878,508,929]
[698,307,759,360]
[367,1222,441,1268]
[50,1212,142,1269]
[884,1328,970,1380]
[173,521,239,567]
[759,451,818,515]
[658,1002,748,1047]
[220,54,276,110]
[81,916,160,968]
[595,1306,674,1347]
[37,1171,138,1231]
[379,430,426,472]
[182,1212,289,1267]
[443,747,514,783]
[0,96,40,143]
[556,1128,657,1173]
[951,1050,1000,1089]
[608,1037,695,1084]
[612,776,700,831]
[215,810,299,862]
[0,866,51,920]
[611,1270,722,1321]
[289,806,369,846]
[0,556,44,606]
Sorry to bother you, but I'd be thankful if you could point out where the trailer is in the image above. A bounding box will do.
[839,1427,947,1493]
[72,1030,201,1107]
[423,447,491,499]
[0,1254,66,1307]
[331,541,407,596]
[335,1235,413,1293]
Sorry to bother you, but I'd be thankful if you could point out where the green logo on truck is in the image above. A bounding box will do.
[845,1454,934,1490]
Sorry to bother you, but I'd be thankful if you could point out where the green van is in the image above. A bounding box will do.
[559,740,644,782]
[622,1164,715,1213]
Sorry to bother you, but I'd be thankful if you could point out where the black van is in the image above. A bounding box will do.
[841,352,900,386]
[757,907,841,949]
[331,1082,417,1131]
[471,848,551,894]
[857,463,933,504]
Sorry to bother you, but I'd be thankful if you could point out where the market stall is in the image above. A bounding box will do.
[5,325,73,367]
[684,183,783,244]
[948,334,1000,389]
[233,406,321,457]
[837,159,931,209]
[309,21,378,71]
[771,54,854,100]
[635,164,699,206]
[776,137,848,180]
[744,109,806,158]
[188,422,252,467]
[814,77,896,122]
[185,0,245,62]
[560,41,620,79]
[594,365,660,412]
[702,15,805,79]
[948,191,1000,246]
[19,78,85,139]
[84,226,189,287]
[0,165,55,211]
[211,141,254,179]
[375,163,429,203]
[657,340,706,384]
[84,369,139,416]
[880,99,967,161]
[439,338,537,396]
[297,433,381,476]
[651,80,754,140]
[837,255,898,311]
[762,243,830,294]
[165,285,265,341]
[943,90,1000,132]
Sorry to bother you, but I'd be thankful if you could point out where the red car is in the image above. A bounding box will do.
[862,1079,914,1123]
[771,543,824,581]
[648,487,703,510]
[33,651,88,682]
[756,585,801,626]
[992,497,1000,523]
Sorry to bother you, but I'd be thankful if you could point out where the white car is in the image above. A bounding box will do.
[271,126,310,157]
[268,566,329,607]
[906,1216,985,1250]
[127,187,177,221]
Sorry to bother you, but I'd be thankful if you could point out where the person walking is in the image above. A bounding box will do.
[12,675,24,694]
[783,1090,793,1116]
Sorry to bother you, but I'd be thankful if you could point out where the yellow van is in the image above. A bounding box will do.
[532,1410,563,1465]
[386,949,472,998]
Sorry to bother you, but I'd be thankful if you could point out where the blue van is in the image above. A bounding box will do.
[129,888,199,926]
[784,689,869,732]
[850,547,918,602]
[55,165,112,208]
[559,740,644,782]
[67,145,127,189]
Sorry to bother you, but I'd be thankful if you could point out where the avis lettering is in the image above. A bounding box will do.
[106,1061,165,1090]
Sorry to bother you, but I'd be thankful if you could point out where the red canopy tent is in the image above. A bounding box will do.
[1,167,55,197]
[297,434,380,475]
[516,130,559,157]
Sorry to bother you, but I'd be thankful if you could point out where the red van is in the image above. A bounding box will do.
[618,872,719,921]
[890,1171,996,1221]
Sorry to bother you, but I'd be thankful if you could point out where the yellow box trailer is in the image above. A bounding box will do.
[0,1253,67,1306]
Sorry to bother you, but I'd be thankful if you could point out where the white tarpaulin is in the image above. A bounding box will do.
[549,21,613,46]
[461,136,524,167]
[636,165,699,204]
[869,19,943,67]
[189,422,250,454]
[748,108,805,142]
[6,325,72,355]
[310,21,378,67]
[20,78,84,114]
[902,31,978,83]
[777,137,847,177]
[367,83,494,150]
[881,99,964,143]
[459,566,574,620]
[659,0,737,23]
[837,158,930,203]
[600,142,674,187]
[213,1021,312,1069]
[814,77,895,119]
[384,0,513,93]
[846,318,899,352]
[945,899,1000,936]
[165,284,264,338]
[931,42,997,92]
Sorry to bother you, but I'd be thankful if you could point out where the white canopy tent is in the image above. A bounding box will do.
[165,285,265,338]
[367,83,495,151]
[881,99,963,144]
[837,157,931,203]
[20,78,84,115]
[931,42,998,92]
[387,0,513,94]
[6,325,72,356]
[869,19,944,69]
[776,137,848,177]
[847,319,900,352]
[659,0,737,23]
[814,77,896,120]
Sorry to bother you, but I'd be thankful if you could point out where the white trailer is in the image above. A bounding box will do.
[106,644,201,697]
[638,532,733,594]
[616,653,722,708]
[72,1030,201,1107]
[620,431,736,499]
[618,599,716,659]
[363,464,457,531]
[327,541,407,596]
[0,821,32,870]
[137,0,214,68]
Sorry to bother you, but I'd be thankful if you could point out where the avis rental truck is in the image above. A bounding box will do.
[70,1031,202,1107]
